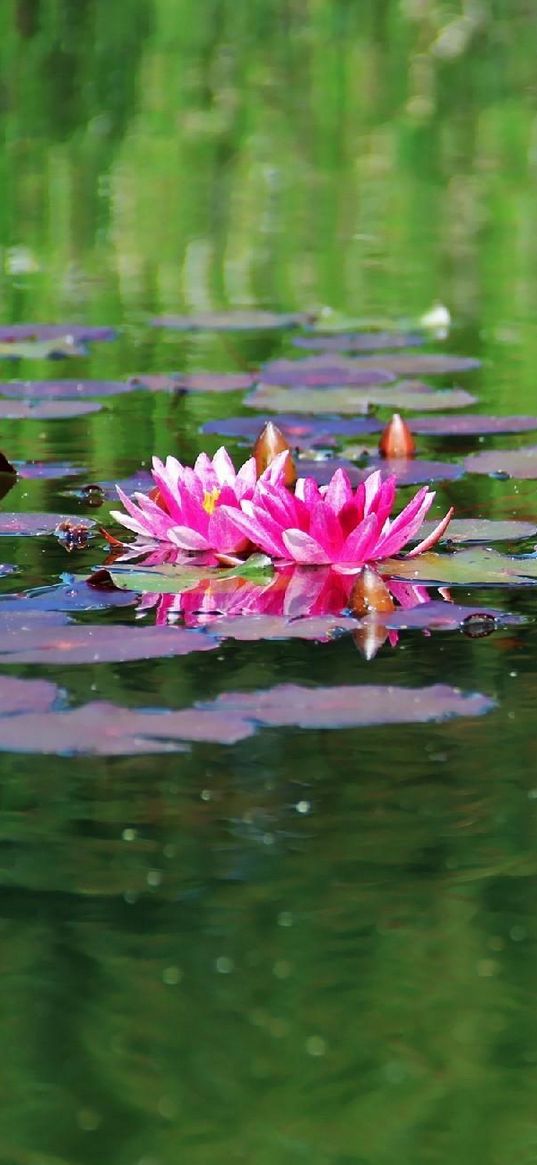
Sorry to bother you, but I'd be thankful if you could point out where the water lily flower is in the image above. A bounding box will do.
[221,467,453,572]
[110,446,291,554]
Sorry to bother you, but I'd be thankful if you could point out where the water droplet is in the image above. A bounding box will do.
[306,1035,326,1057]
[122,828,137,842]
[296,800,311,814]
[215,956,234,974]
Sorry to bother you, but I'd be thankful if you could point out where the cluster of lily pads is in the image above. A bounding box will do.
[0,310,536,754]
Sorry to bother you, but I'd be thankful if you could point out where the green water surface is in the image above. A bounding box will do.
[0,3,536,1163]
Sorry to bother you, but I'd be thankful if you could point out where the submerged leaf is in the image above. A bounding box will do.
[0,622,219,664]
[292,331,426,351]
[411,414,537,436]
[0,379,136,399]
[130,372,256,393]
[416,518,537,544]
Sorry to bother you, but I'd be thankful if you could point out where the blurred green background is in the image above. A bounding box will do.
[0,3,536,1164]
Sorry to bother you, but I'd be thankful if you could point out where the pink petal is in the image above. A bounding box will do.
[295,477,321,507]
[208,508,250,554]
[212,446,237,487]
[323,468,354,514]
[282,529,332,565]
[167,526,210,551]
[309,499,343,557]
[339,513,379,565]
[261,449,293,486]
[235,457,258,498]
[282,565,331,617]
[218,505,287,558]
[405,507,454,558]
[363,469,383,516]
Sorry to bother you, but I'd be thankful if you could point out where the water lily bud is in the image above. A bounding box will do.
[253,422,296,484]
[349,566,395,616]
[379,413,416,459]
[352,624,389,660]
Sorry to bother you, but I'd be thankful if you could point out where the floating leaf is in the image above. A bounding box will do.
[0,577,137,612]
[0,338,88,359]
[463,446,537,479]
[411,414,537,436]
[130,371,256,393]
[206,614,359,641]
[151,311,314,331]
[0,564,17,576]
[0,673,61,716]
[260,356,395,386]
[416,518,537,544]
[364,600,526,632]
[0,622,218,665]
[205,682,494,728]
[104,555,274,595]
[0,379,136,399]
[0,679,495,755]
[317,455,464,485]
[0,513,96,537]
[12,461,84,480]
[380,548,537,586]
[0,324,116,343]
[261,353,479,384]
[246,385,476,414]
[202,414,383,447]
[0,400,101,420]
[293,331,426,351]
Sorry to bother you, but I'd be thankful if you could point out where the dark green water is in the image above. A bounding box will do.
[1,3,537,1163]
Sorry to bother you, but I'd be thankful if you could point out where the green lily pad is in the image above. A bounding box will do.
[98,554,274,595]
[380,548,537,586]
[416,519,537,544]
[246,385,476,414]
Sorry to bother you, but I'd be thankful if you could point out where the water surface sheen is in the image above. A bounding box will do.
[0,4,536,1163]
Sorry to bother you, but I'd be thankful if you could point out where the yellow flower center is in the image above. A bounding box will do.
[202,487,221,515]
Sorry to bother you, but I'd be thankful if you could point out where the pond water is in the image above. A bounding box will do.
[1,3,537,1163]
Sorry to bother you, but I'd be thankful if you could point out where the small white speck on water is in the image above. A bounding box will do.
[77,1107,101,1131]
[306,1035,326,1057]
[273,960,291,979]
[477,958,498,978]
[215,956,234,974]
[162,966,182,985]
[123,891,137,905]
[147,869,162,887]
[509,671,518,678]
[277,911,293,928]
[122,828,137,842]
[296,800,311,814]
[510,925,527,942]
[201,788,212,801]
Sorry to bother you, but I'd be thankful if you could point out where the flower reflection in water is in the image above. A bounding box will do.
[128,551,445,658]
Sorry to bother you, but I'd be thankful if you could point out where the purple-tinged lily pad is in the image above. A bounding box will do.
[151,310,314,332]
[130,371,256,393]
[292,331,426,352]
[346,354,480,376]
[0,673,61,716]
[314,455,464,485]
[0,324,116,343]
[205,682,494,728]
[365,601,525,632]
[0,513,96,537]
[380,548,537,586]
[0,623,218,665]
[463,447,537,479]
[416,518,537,544]
[411,414,537,436]
[0,578,137,613]
[0,379,135,399]
[0,679,495,755]
[260,356,395,387]
[201,414,383,446]
[246,385,476,414]
[13,461,84,480]
[0,400,101,420]
[209,614,359,641]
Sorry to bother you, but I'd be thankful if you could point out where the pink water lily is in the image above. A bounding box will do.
[110,447,291,554]
[220,467,453,572]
